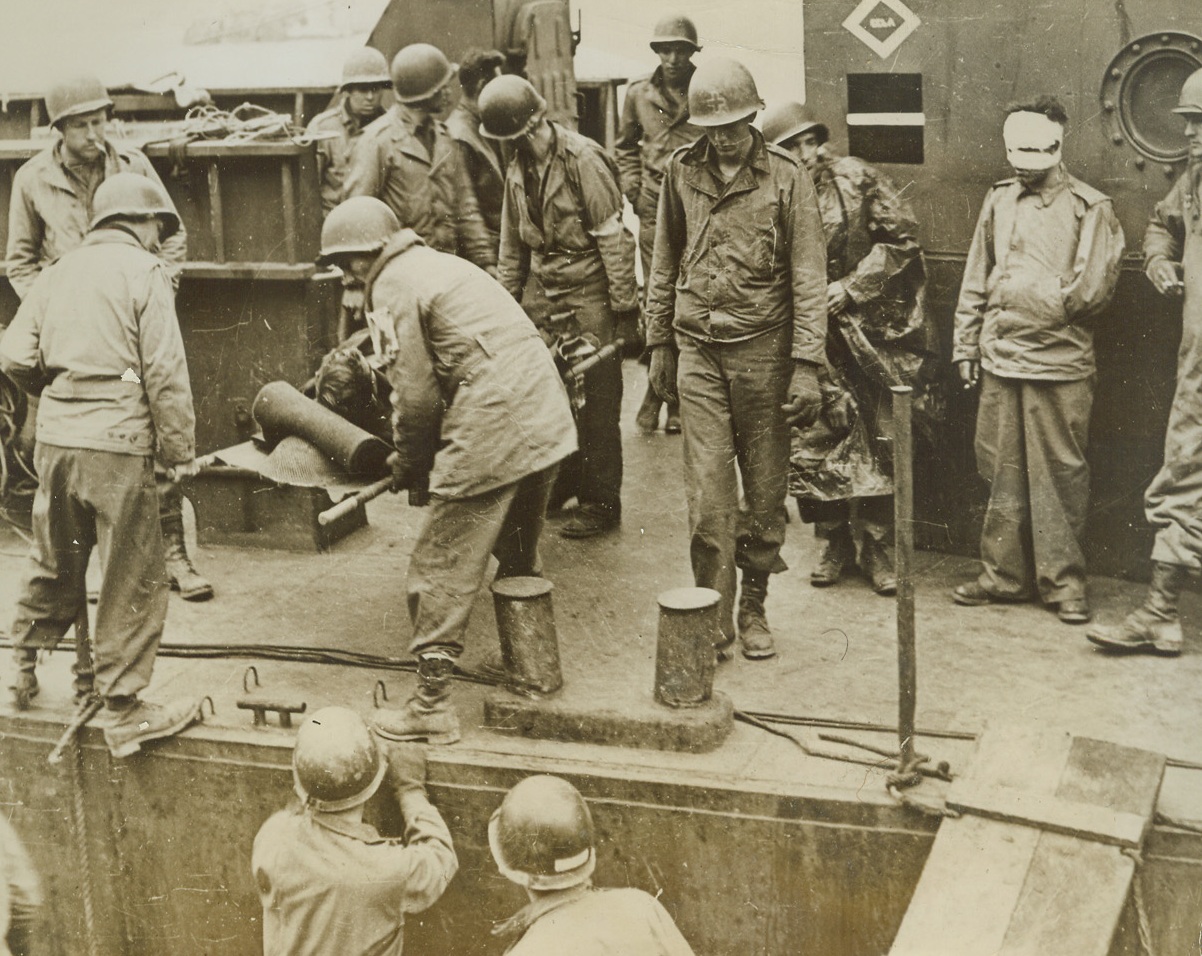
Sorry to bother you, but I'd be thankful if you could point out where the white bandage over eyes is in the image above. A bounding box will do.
[1003,110,1063,171]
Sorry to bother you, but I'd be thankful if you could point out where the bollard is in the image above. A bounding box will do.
[491,576,563,698]
[655,587,721,708]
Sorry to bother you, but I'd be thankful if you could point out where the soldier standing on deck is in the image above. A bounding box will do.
[1089,69,1202,657]
[952,97,1124,625]
[1,174,204,755]
[763,102,933,598]
[306,48,392,216]
[4,73,212,602]
[343,43,497,275]
[446,49,508,254]
[616,15,704,435]
[644,59,828,661]
[483,75,640,540]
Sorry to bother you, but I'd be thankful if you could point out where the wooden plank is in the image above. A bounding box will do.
[888,727,1163,956]
[1000,833,1135,956]
[946,780,1148,848]
[889,815,1041,956]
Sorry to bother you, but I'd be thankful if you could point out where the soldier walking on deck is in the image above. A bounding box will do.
[4,74,212,602]
[306,48,392,216]
[616,15,705,434]
[0,174,204,756]
[317,198,576,744]
[952,97,1124,625]
[1089,70,1202,657]
[644,58,828,661]
[253,707,457,956]
[344,43,497,275]
[488,775,697,956]
[763,103,933,597]
[484,74,640,539]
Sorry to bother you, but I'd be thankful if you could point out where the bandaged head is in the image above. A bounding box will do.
[1003,110,1064,171]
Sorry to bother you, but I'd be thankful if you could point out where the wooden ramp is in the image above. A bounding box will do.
[889,724,1165,956]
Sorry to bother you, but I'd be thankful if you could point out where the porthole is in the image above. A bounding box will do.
[1101,32,1202,163]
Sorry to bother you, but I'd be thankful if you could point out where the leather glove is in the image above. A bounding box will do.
[782,362,822,428]
[824,393,856,432]
[384,742,427,799]
[648,345,678,404]
[614,307,643,356]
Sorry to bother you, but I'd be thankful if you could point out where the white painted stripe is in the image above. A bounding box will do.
[846,112,926,127]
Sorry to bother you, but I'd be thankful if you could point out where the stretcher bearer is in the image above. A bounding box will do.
[645,58,828,661]
[1089,69,1202,656]
[4,73,211,602]
[485,75,640,539]
[616,15,705,434]
[952,97,1124,625]
[1,174,203,755]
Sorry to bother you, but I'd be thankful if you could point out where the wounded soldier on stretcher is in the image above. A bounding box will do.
[309,331,393,444]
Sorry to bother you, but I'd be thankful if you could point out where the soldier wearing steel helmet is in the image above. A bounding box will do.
[483,73,639,540]
[252,707,457,956]
[0,173,203,756]
[644,57,828,662]
[4,73,211,604]
[343,43,496,274]
[763,101,933,598]
[488,775,696,955]
[306,47,393,216]
[1088,69,1202,657]
[317,197,576,745]
[616,14,705,435]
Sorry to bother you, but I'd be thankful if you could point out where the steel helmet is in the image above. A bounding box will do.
[340,47,392,90]
[1172,67,1202,116]
[478,75,547,140]
[45,74,113,128]
[650,15,701,52]
[489,775,596,890]
[761,102,828,146]
[390,43,457,104]
[89,173,181,239]
[318,197,400,262]
[688,57,765,127]
[292,707,387,812]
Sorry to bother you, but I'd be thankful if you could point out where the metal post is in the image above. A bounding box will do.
[655,587,720,708]
[891,386,918,776]
[491,577,563,698]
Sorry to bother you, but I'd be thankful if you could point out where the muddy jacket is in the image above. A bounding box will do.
[644,130,828,364]
[497,123,638,312]
[252,792,457,956]
[6,140,187,300]
[0,228,194,464]
[494,885,696,956]
[343,105,496,270]
[789,151,934,502]
[306,99,377,214]
[615,66,703,218]
[953,166,1124,381]
[445,101,506,245]
[366,230,576,499]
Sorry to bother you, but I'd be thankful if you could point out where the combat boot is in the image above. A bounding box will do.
[97,696,203,758]
[737,571,776,660]
[1087,562,1187,657]
[162,513,214,602]
[372,655,462,745]
[810,522,855,587]
[860,535,898,596]
[9,648,38,711]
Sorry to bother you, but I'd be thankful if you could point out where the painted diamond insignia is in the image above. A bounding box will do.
[842,0,921,59]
